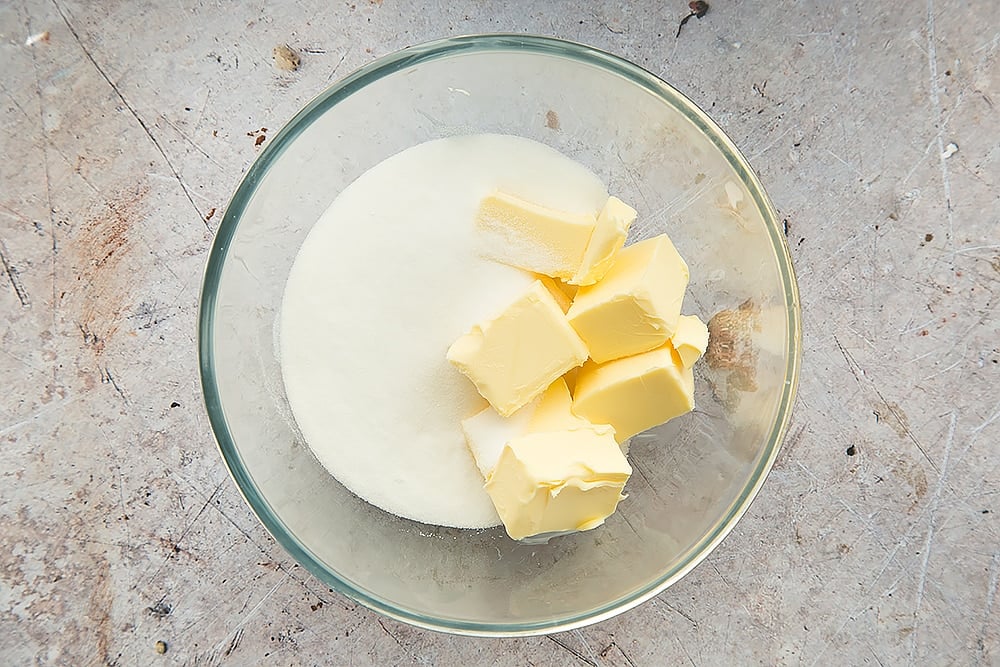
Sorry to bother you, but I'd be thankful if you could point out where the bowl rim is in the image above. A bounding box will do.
[198,33,802,637]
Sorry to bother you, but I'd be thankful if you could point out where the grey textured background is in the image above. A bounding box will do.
[2,1,998,664]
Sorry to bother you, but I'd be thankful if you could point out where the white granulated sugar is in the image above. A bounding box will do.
[280,134,607,528]
[462,401,539,479]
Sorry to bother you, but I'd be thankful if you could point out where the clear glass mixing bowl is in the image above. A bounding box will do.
[199,34,801,635]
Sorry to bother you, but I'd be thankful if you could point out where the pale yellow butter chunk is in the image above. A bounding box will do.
[485,425,632,540]
[535,275,573,313]
[569,196,636,286]
[572,343,694,443]
[671,314,709,369]
[567,234,690,363]
[562,366,579,394]
[462,378,585,478]
[553,279,578,303]
[527,377,590,433]
[477,191,597,280]
[448,281,589,417]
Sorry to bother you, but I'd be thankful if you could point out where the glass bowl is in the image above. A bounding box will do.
[199,34,801,635]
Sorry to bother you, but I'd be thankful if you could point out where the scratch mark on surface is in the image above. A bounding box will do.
[710,560,738,592]
[377,619,432,665]
[376,619,405,649]
[0,346,47,374]
[548,634,598,666]
[654,597,699,627]
[900,314,939,336]
[834,335,937,470]
[0,81,33,120]
[222,570,290,639]
[955,244,1000,255]
[591,11,625,34]
[971,401,1000,438]
[224,627,244,657]
[827,225,869,260]
[845,323,878,351]
[826,148,864,178]
[572,630,602,666]
[777,422,807,463]
[139,481,224,589]
[174,481,224,550]
[674,634,698,667]
[158,113,225,170]
[600,641,638,667]
[326,50,349,82]
[901,136,938,187]
[909,411,957,664]
[748,125,794,160]
[835,497,889,550]
[0,203,34,224]
[920,358,963,383]
[0,396,76,437]
[21,3,59,371]
[101,367,129,404]
[795,460,823,495]
[115,460,133,570]
[0,238,30,306]
[789,30,834,38]
[971,32,1000,54]
[976,552,1000,665]
[925,0,955,261]
[50,0,207,226]
[192,87,212,134]
[196,480,334,605]
[953,301,1000,349]
[813,438,973,666]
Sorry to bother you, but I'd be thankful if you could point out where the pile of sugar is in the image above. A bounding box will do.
[280,134,608,528]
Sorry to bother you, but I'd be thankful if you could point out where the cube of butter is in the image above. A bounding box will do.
[461,378,584,478]
[569,196,636,286]
[476,191,596,280]
[671,314,709,369]
[567,234,689,363]
[572,343,694,442]
[448,281,589,416]
[485,425,631,540]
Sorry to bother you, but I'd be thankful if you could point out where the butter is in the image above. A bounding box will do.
[671,314,709,369]
[477,191,596,280]
[569,196,636,286]
[485,425,631,540]
[448,281,589,416]
[553,279,578,303]
[528,377,590,433]
[462,378,584,478]
[562,366,579,394]
[567,234,690,363]
[536,275,572,313]
[572,343,694,442]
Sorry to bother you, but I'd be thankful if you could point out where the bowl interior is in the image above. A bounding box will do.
[200,35,800,634]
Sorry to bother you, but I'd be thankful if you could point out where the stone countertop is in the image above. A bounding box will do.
[2,1,998,664]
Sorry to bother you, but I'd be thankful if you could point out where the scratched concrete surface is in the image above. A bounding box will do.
[1,0,998,664]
